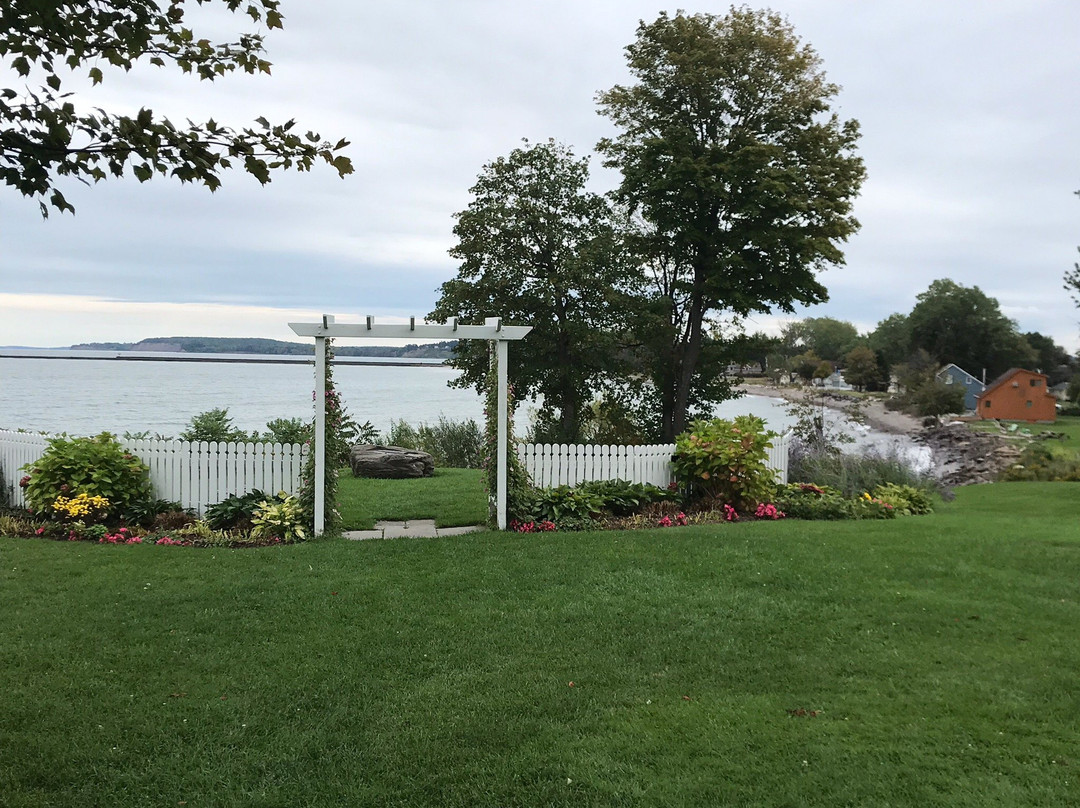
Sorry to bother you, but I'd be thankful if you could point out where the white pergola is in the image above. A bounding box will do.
[289,315,532,534]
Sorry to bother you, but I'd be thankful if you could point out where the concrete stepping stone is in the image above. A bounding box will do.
[343,520,484,541]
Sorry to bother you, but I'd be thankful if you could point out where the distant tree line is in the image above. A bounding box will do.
[71,337,458,360]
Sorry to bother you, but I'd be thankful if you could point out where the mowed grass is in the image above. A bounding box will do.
[337,467,486,529]
[968,414,1080,458]
[2,482,1079,806]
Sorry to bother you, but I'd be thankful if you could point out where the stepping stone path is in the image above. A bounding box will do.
[343,520,483,541]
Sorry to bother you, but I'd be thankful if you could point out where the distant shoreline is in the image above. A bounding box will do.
[0,349,447,367]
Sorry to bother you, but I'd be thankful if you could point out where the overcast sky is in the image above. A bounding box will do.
[1,0,1078,352]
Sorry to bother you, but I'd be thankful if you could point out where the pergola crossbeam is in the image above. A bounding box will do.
[289,315,531,535]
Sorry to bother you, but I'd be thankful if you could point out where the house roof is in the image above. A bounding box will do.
[977,368,1052,400]
[936,363,984,386]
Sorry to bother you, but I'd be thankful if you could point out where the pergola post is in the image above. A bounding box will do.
[313,316,331,536]
[496,338,509,530]
[289,315,530,536]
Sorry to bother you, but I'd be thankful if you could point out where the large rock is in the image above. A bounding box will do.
[349,444,435,479]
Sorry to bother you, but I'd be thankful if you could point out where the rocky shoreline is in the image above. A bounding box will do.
[737,383,1021,487]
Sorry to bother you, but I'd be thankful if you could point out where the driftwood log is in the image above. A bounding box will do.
[349,444,435,479]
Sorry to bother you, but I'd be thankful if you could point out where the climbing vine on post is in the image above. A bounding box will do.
[483,347,532,527]
[299,338,345,534]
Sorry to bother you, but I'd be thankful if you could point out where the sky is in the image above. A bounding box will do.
[1,0,1078,351]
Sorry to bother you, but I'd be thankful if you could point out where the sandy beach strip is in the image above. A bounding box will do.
[736,382,924,437]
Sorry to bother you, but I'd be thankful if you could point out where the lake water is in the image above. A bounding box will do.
[0,356,928,468]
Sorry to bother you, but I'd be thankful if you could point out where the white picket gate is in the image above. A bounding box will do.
[0,430,307,515]
[516,431,790,489]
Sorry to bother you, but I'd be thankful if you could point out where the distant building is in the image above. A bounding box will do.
[821,370,854,391]
[975,368,1056,422]
[935,363,986,412]
[724,362,763,376]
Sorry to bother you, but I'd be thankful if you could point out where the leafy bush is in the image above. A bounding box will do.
[262,418,310,445]
[382,418,483,468]
[672,416,777,509]
[999,444,1080,482]
[525,485,606,531]
[206,490,281,531]
[513,480,677,530]
[577,479,677,516]
[850,493,897,520]
[773,483,852,520]
[871,483,934,515]
[251,495,307,543]
[22,433,152,521]
[180,408,255,443]
[385,419,420,449]
[123,497,188,528]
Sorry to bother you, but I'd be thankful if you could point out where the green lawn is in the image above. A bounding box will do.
[968,414,1080,458]
[2,482,1078,806]
[336,467,487,529]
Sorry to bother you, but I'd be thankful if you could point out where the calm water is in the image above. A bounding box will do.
[0,357,482,437]
[0,357,928,468]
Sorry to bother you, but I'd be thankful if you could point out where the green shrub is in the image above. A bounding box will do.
[850,493,898,520]
[385,420,420,449]
[206,490,281,531]
[383,418,483,469]
[999,444,1080,482]
[524,485,606,530]
[123,498,188,528]
[871,483,934,515]
[180,408,255,443]
[672,416,777,509]
[577,479,678,516]
[262,418,310,445]
[773,483,852,520]
[251,495,307,543]
[22,433,152,521]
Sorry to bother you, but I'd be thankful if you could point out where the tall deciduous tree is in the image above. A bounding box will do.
[1,0,352,216]
[843,345,881,391]
[781,316,859,362]
[597,9,865,439]
[429,139,632,443]
[1065,190,1080,314]
[867,313,912,370]
[907,279,1035,379]
[1022,331,1074,385]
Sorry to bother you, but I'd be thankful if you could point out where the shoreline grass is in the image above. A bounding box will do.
[2,482,1078,806]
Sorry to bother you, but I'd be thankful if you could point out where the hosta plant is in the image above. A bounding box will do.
[250,494,307,543]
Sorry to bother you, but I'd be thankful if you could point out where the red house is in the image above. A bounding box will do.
[975,368,1057,422]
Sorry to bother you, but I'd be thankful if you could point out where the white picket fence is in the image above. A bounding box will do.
[0,430,307,516]
[516,432,791,489]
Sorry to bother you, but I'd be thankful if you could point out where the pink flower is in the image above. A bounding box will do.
[35,527,45,536]
[723,504,739,522]
[675,512,688,526]
[658,516,672,527]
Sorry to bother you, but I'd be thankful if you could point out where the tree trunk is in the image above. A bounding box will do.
[665,278,707,441]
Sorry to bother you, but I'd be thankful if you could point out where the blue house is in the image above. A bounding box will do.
[935,363,985,412]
